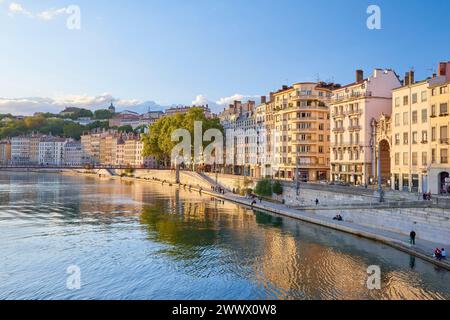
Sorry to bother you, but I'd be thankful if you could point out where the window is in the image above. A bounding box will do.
[403,132,409,145]
[412,111,418,124]
[403,96,409,106]
[440,103,448,115]
[395,97,400,107]
[395,134,400,145]
[403,152,409,165]
[395,113,400,126]
[432,149,436,163]
[421,130,428,143]
[441,149,448,164]
[432,127,436,141]
[440,86,448,94]
[431,105,437,117]
[422,152,427,166]
[421,109,428,123]
[421,91,427,102]
[412,93,418,104]
[412,152,418,166]
[412,131,418,144]
[403,112,409,125]
[395,153,400,166]
[441,126,448,143]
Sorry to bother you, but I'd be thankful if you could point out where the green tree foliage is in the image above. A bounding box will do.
[0,116,109,140]
[141,108,223,165]
[94,109,114,120]
[67,109,94,120]
[254,179,273,196]
[272,181,283,196]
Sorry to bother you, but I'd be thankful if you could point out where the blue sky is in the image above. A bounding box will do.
[1,0,450,114]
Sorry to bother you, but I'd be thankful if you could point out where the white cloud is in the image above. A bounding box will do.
[0,94,164,116]
[216,94,260,106]
[191,94,210,106]
[8,2,33,17]
[6,2,68,20]
[37,7,68,21]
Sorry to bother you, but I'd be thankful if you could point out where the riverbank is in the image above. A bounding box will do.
[59,169,450,271]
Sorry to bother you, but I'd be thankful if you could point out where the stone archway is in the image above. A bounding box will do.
[379,139,391,185]
[439,172,450,194]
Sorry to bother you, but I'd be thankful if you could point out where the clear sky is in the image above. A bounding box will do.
[1,0,450,114]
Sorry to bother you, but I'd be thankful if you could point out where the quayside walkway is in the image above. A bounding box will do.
[212,191,450,270]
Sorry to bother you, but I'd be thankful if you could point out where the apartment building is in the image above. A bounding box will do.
[38,137,67,166]
[391,71,431,193]
[221,100,258,176]
[428,62,450,194]
[10,136,32,165]
[330,69,401,185]
[272,82,337,181]
[64,141,83,166]
[0,140,11,165]
[255,95,274,178]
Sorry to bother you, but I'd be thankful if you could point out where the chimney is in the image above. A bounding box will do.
[269,92,275,102]
[409,70,415,84]
[356,70,364,83]
[282,85,288,90]
[439,61,450,81]
[404,72,410,86]
[260,96,267,104]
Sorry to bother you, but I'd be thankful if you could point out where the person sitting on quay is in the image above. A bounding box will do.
[333,214,343,221]
[441,248,447,260]
[434,248,442,260]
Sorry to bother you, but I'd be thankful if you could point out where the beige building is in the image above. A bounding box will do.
[330,69,401,185]
[0,140,11,165]
[428,62,450,194]
[391,71,431,193]
[272,82,337,181]
[389,62,450,195]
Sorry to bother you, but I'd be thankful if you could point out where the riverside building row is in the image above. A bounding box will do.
[0,130,157,168]
[218,61,450,195]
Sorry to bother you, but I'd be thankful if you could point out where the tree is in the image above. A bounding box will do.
[272,181,283,196]
[63,122,84,140]
[142,107,223,166]
[117,125,134,133]
[254,179,273,197]
[94,109,114,120]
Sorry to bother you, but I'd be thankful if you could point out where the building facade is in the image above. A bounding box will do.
[391,72,431,193]
[428,62,450,194]
[64,141,83,166]
[330,69,401,185]
[271,82,336,182]
[0,140,11,165]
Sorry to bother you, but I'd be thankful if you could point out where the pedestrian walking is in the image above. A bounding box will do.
[410,230,416,245]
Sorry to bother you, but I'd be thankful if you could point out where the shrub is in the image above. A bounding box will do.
[272,181,283,196]
[254,179,273,197]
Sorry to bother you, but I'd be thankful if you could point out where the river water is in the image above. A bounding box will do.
[0,172,449,300]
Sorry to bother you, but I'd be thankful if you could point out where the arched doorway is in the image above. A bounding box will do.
[379,139,391,185]
[439,172,450,194]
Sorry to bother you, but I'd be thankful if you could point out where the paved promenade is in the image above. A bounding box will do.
[200,188,450,271]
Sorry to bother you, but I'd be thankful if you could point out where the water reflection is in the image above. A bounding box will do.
[0,172,449,300]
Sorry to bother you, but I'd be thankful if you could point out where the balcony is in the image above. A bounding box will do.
[332,127,345,133]
[348,125,362,132]
[331,112,345,119]
[332,91,373,103]
[346,109,363,117]
[440,138,449,145]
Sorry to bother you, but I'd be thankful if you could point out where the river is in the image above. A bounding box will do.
[0,172,449,300]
